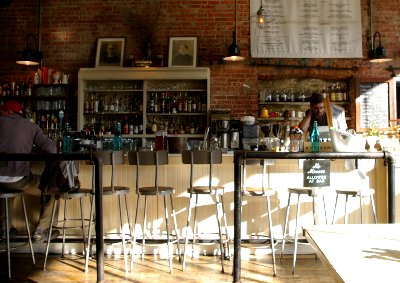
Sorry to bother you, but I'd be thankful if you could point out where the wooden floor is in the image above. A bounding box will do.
[1,252,335,283]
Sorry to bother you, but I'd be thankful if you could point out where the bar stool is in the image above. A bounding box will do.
[128,150,181,274]
[241,158,276,276]
[43,187,94,271]
[61,150,133,273]
[332,188,377,224]
[280,187,327,274]
[0,189,35,280]
[181,149,230,273]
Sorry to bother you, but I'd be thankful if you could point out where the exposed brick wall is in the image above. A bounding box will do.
[0,0,398,121]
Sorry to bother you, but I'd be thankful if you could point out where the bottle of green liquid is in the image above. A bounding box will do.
[310,121,320,152]
[113,122,122,151]
[62,123,72,153]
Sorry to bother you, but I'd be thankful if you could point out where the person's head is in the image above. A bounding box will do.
[106,44,115,56]
[178,43,189,55]
[309,92,325,119]
[0,100,22,116]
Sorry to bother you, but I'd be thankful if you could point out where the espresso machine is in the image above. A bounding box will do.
[210,109,231,151]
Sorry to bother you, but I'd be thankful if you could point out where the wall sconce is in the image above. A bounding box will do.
[224,0,245,61]
[16,33,42,66]
[256,0,267,29]
[368,31,392,63]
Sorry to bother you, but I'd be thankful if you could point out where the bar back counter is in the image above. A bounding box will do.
[0,150,396,282]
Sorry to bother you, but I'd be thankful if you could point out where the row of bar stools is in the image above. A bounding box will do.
[0,189,35,280]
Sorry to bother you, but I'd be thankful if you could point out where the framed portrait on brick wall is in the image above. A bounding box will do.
[168,37,197,67]
[95,37,125,68]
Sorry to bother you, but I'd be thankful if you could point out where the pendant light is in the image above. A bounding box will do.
[367,0,391,63]
[16,0,42,66]
[224,0,245,61]
[256,0,267,29]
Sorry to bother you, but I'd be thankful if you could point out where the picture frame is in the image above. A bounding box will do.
[95,37,125,68]
[168,36,197,67]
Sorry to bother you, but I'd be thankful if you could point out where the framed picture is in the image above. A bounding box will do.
[95,37,125,68]
[168,36,197,67]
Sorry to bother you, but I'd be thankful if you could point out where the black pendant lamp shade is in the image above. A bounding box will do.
[16,33,42,66]
[224,0,245,61]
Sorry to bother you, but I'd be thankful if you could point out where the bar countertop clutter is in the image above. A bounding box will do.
[232,150,396,283]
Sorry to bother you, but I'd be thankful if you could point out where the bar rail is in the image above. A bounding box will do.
[0,152,105,283]
[232,151,396,283]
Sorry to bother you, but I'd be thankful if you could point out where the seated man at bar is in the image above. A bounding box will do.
[0,100,59,242]
[298,92,328,135]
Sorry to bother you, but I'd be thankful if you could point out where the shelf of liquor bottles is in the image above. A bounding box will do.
[78,67,211,147]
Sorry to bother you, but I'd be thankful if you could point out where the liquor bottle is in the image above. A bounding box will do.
[151,117,157,133]
[62,123,72,153]
[310,121,320,152]
[113,122,122,150]
[96,130,104,151]
[149,92,155,113]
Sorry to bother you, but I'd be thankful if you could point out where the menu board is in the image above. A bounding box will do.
[250,0,362,58]
[357,82,390,130]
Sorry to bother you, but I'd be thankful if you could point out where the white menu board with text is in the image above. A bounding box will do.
[250,0,362,58]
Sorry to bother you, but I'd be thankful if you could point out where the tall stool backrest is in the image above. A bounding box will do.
[90,150,125,193]
[181,149,222,194]
[127,150,168,195]
[241,159,270,196]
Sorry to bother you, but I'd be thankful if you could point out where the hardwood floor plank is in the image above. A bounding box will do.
[0,253,334,282]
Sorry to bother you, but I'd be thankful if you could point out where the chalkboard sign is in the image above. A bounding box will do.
[356,79,394,132]
[303,159,330,187]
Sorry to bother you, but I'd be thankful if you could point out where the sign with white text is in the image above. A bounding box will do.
[303,159,330,187]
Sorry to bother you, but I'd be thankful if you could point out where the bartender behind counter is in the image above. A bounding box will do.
[298,92,328,136]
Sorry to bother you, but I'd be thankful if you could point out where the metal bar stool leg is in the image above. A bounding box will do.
[214,191,225,273]
[220,192,231,259]
[266,194,276,277]
[163,195,173,274]
[85,195,95,272]
[280,192,292,261]
[344,195,349,224]
[21,195,35,267]
[192,194,199,258]
[332,193,339,224]
[169,194,181,262]
[62,199,67,258]
[123,194,134,272]
[44,197,58,271]
[141,196,148,260]
[292,194,301,275]
[117,195,128,273]
[370,195,377,223]
[360,195,364,224]
[79,197,87,260]
[182,193,193,271]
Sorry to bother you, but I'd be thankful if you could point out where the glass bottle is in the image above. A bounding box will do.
[62,123,72,153]
[113,122,122,150]
[310,121,320,152]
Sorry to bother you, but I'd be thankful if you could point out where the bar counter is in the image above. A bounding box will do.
[0,151,396,283]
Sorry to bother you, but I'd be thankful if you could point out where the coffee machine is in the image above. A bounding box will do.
[210,109,231,151]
